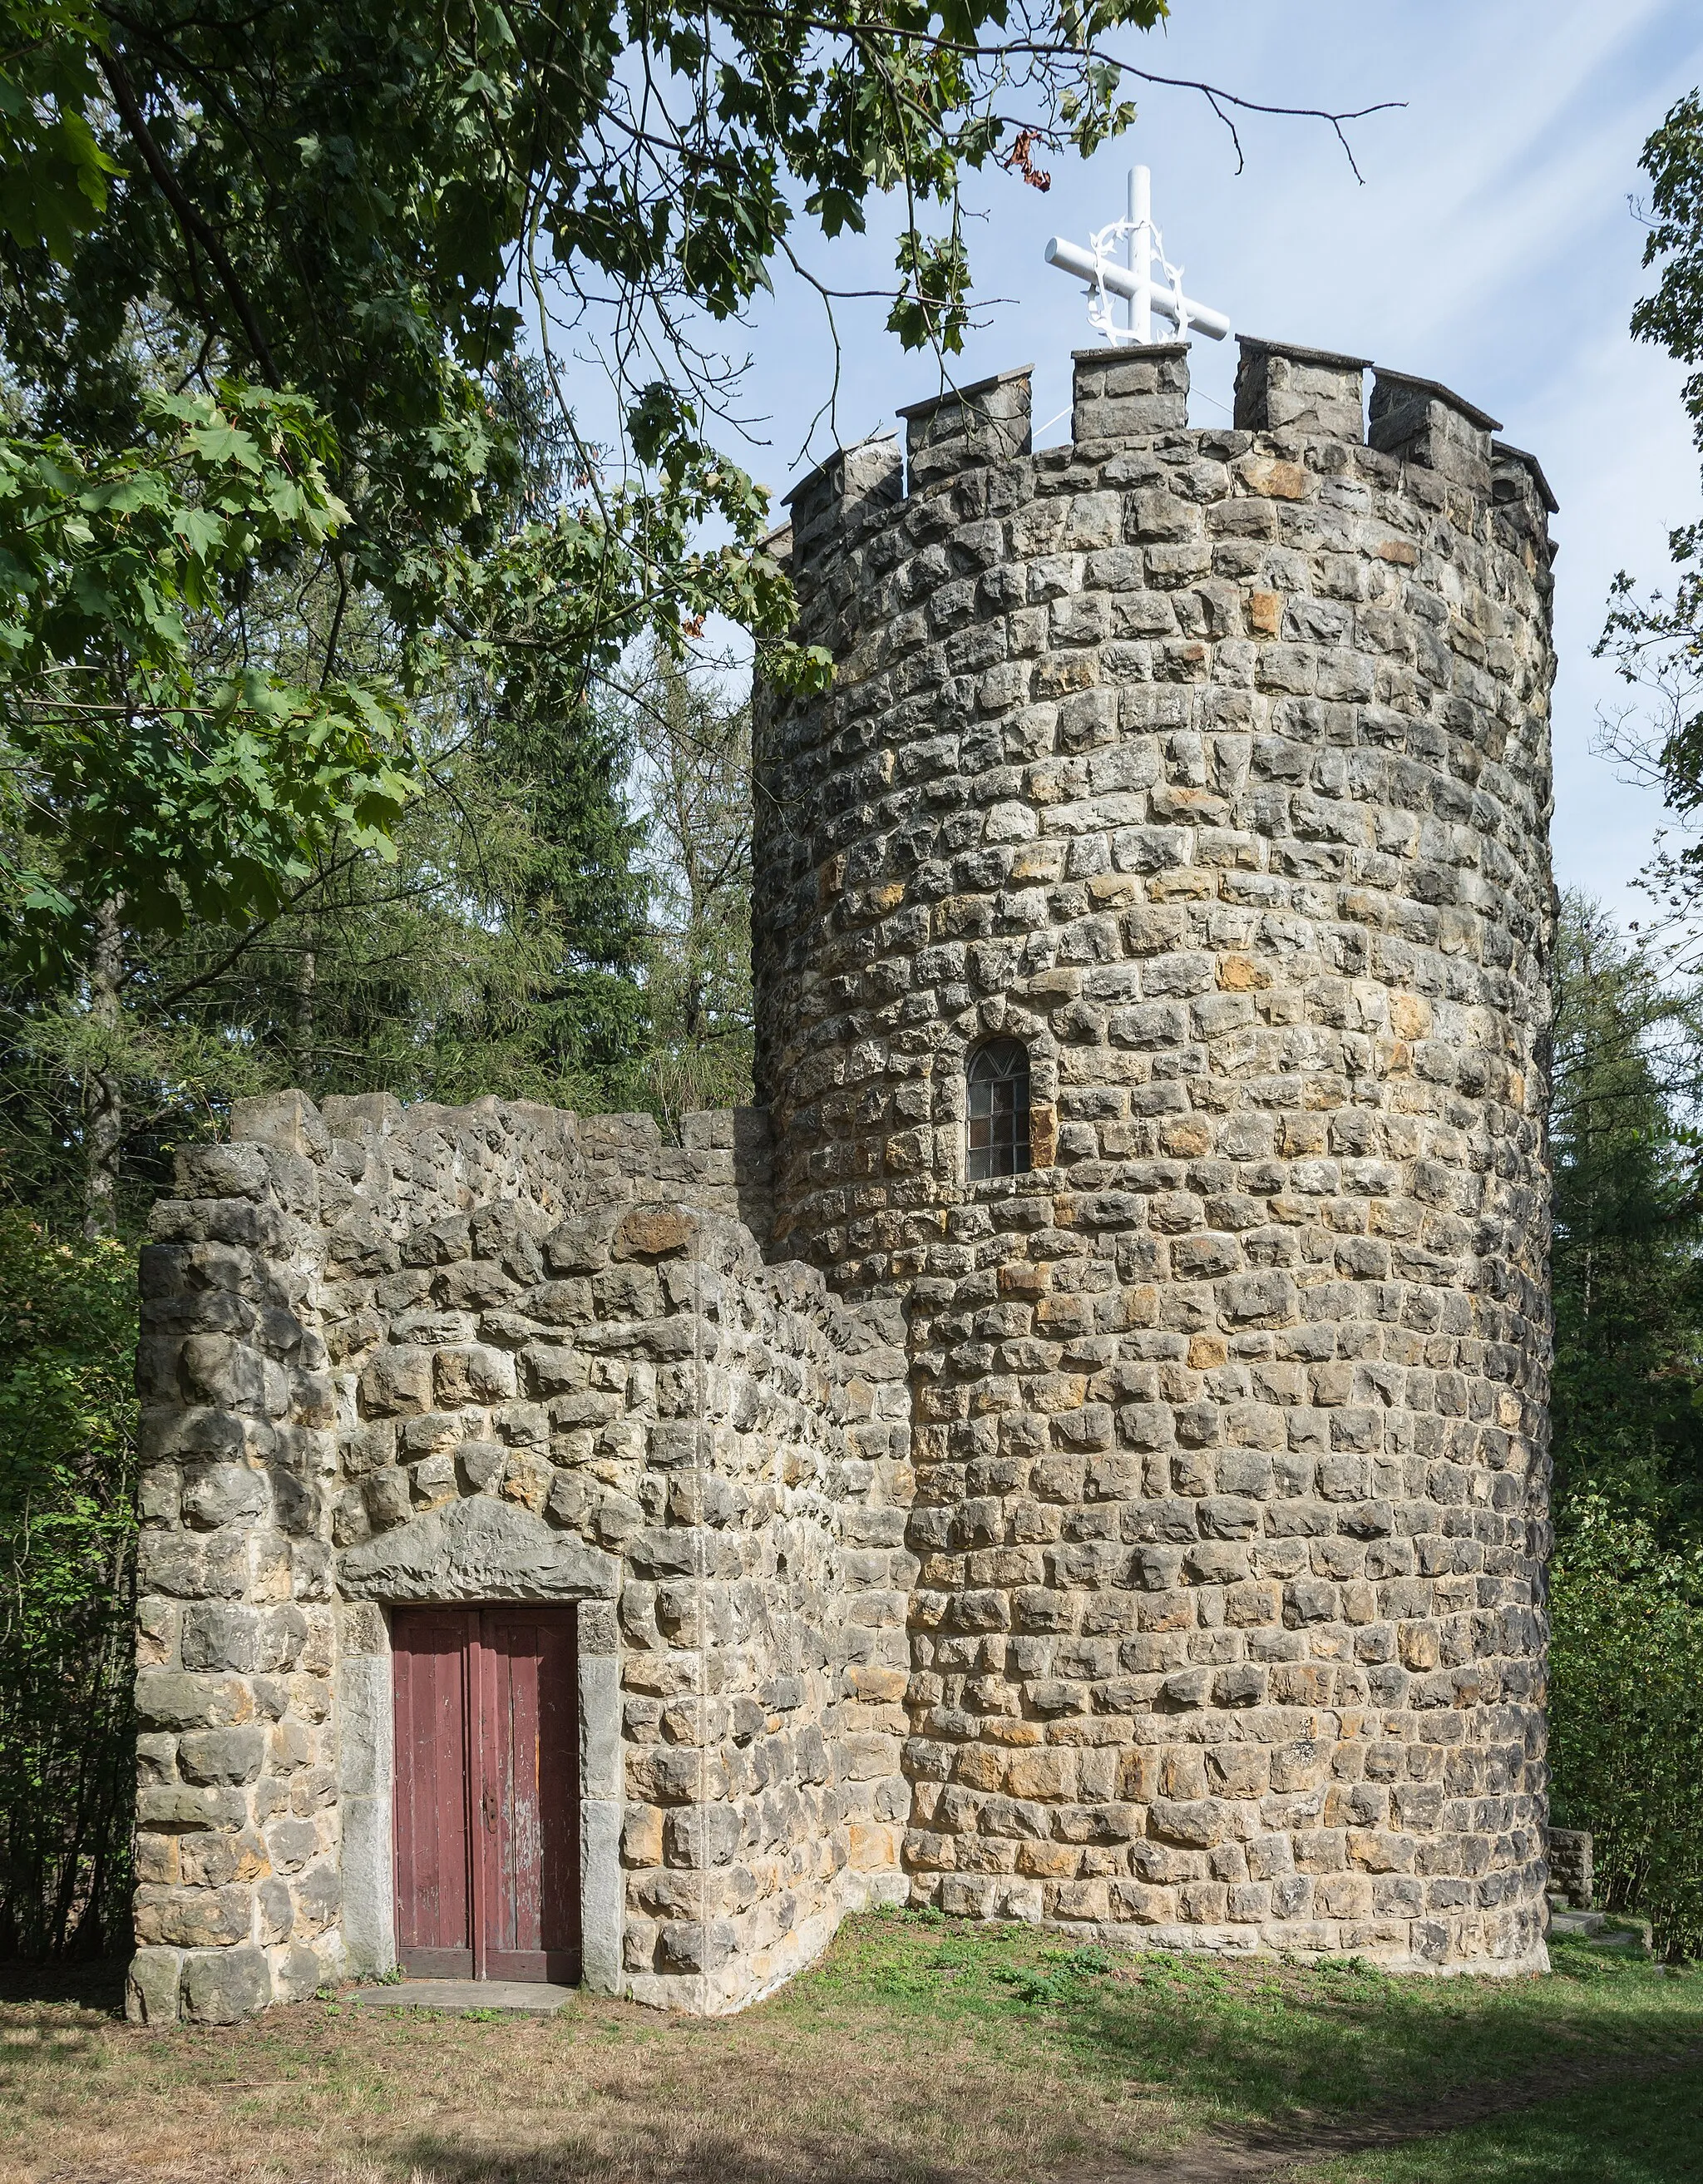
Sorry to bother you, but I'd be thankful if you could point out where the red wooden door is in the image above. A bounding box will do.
[392,1606,580,1984]
[392,1608,476,1977]
[476,1609,580,1982]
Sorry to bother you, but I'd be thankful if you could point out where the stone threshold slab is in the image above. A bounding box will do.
[1548,1911,1649,1954]
[349,1979,575,2014]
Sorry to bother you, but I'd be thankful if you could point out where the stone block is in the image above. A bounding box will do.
[1368,369,1498,497]
[338,1492,619,1601]
[257,1873,294,1942]
[1072,344,1189,441]
[363,1470,412,1529]
[613,1207,697,1262]
[177,1726,266,1786]
[544,1221,610,1275]
[135,1671,253,1731]
[899,368,1032,490]
[783,432,905,571]
[269,1941,326,2003]
[180,1944,272,2024]
[174,1144,272,1202]
[229,1090,329,1159]
[134,1884,254,1949]
[1233,338,1367,439]
[178,1345,269,1420]
[180,1603,259,1674]
[126,1946,184,2025]
[434,1344,518,1406]
[136,1784,252,1832]
[319,1091,404,1136]
[358,1347,434,1417]
[293,1863,341,1937]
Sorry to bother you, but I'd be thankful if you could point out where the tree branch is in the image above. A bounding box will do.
[95,40,279,383]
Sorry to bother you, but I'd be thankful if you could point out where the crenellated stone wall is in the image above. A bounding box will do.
[128,1094,909,2023]
[753,336,1557,1973]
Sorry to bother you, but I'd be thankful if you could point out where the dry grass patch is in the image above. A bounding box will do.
[2,1913,1699,2184]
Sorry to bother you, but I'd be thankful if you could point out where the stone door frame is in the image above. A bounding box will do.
[337,1589,622,1995]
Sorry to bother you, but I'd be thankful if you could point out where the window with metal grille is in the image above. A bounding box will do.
[966,1039,1031,1180]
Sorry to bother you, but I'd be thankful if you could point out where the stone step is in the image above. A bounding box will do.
[1548,1910,1649,1954]
[348,1979,575,2014]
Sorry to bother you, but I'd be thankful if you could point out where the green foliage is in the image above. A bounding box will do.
[1553,99,1703,1974]
[0,0,1207,1035]
[0,381,416,976]
[1548,895,1703,1528]
[1599,91,1703,815]
[1634,89,1703,454]
[997,1943,1115,2004]
[0,1,118,264]
[0,377,767,1234]
[0,0,1181,744]
[0,695,656,1229]
[628,656,757,1127]
[1548,1502,1703,1962]
[1547,897,1703,1959]
[0,1209,136,1958]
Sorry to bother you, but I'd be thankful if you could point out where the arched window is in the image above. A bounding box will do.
[967,1039,1031,1180]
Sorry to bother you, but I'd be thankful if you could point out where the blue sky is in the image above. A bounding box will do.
[692,0,1703,920]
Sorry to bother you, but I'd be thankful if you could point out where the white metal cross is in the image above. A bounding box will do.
[1044,166,1230,346]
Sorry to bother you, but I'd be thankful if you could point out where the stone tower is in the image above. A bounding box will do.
[126,334,1556,2028]
[754,336,1557,1970]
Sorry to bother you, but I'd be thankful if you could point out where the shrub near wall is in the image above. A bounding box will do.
[0,1213,138,1958]
[1548,1501,1703,1960]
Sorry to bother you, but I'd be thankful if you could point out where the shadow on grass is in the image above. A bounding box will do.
[370,2045,1703,2184]
[1289,2058,1703,2184]
[1040,1949,1703,2129]
[0,1953,125,2015]
[793,1919,1703,2147]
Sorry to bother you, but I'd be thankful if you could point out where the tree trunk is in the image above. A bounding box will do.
[82,897,123,1239]
[292,926,318,1088]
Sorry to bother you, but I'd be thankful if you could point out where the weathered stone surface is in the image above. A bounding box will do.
[753,342,1555,1980]
[338,1495,620,1601]
[125,1946,183,2025]
[132,1089,901,2016]
[132,340,1555,2023]
[176,1727,266,1786]
[180,1944,272,2024]
[1234,336,1369,439]
[134,1882,254,1948]
[1074,344,1190,442]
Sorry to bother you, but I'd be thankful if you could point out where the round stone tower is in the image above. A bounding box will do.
[753,336,1557,1971]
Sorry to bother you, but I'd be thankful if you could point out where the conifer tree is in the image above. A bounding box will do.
[1550,893,1703,1531]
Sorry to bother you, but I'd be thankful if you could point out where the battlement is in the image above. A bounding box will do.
[772,337,1555,584]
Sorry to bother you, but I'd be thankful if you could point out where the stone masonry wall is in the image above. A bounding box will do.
[131,324,1559,2016]
[599,1219,912,2007]
[129,1094,909,2023]
[753,337,1557,1971]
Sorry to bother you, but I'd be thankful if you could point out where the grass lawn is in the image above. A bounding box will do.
[0,1912,1697,2183]
[1290,2069,1703,2184]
